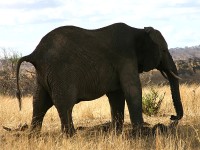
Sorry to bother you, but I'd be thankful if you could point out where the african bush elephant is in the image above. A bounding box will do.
[16,23,183,136]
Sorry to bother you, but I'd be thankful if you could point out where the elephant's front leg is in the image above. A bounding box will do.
[124,81,144,126]
[119,63,144,127]
[106,89,125,133]
[30,84,53,134]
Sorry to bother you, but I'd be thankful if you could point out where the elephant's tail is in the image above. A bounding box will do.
[16,54,32,111]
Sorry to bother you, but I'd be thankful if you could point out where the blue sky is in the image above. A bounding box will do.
[0,0,200,55]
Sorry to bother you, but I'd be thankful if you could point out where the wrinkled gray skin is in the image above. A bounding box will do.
[16,23,183,136]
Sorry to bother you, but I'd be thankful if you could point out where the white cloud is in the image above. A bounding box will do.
[0,0,199,54]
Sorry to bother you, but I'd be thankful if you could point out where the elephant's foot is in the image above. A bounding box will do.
[62,126,76,137]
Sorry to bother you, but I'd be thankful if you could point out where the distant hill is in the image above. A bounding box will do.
[170,45,200,60]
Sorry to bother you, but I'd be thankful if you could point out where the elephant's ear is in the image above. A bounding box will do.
[144,27,168,51]
[141,27,168,72]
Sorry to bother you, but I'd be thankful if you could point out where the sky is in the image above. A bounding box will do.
[0,0,200,56]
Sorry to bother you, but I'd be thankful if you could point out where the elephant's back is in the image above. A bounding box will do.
[31,22,135,66]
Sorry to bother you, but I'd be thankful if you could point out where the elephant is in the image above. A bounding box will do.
[16,23,183,136]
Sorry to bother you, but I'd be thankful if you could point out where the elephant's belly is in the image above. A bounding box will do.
[76,93,105,103]
[76,76,120,102]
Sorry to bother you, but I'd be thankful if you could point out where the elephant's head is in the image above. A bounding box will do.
[137,27,183,121]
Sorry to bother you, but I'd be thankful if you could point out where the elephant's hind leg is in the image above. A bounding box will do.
[54,105,75,136]
[30,83,53,133]
[107,89,125,133]
[52,88,76,137]
[56,106,75,137]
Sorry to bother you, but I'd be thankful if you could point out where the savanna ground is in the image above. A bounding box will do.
[1,84,200,150]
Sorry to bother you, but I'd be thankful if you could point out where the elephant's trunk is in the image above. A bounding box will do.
[158,53,183,121]
[165,70,183,120]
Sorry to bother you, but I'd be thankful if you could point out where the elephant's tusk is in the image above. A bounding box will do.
[160,71,168,80]
[170,71,182,80]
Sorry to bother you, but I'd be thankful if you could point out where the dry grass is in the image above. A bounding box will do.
[1,84,200,149]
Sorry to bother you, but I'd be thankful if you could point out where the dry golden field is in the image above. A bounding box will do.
[1,84,200,150]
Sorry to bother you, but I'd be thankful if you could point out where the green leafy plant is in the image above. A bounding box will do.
[142,88,165,116]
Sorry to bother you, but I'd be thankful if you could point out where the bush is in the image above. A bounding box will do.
[142,88,165,116]
[0,48,36,96]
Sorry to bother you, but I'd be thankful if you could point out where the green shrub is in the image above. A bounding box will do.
[142,88,165,116]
